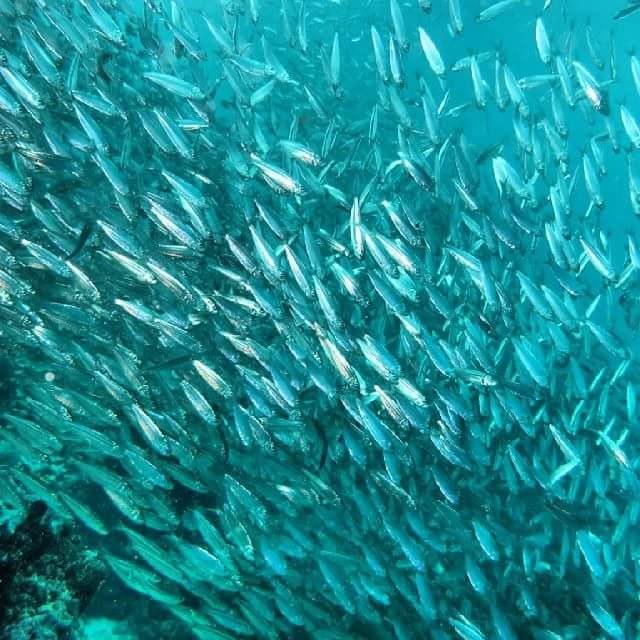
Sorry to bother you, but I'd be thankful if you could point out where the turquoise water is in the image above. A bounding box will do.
[1,1,640,639]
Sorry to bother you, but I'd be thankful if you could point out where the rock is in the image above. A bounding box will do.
[0,502,105,640]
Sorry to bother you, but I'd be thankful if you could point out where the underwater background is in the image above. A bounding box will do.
[1,0,640,638]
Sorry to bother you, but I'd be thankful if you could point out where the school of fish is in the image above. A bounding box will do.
[1,0,640,638]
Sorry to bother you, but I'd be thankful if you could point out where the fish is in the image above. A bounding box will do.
[614,2,640,20]
[65,221,94,260]
[476,0,522,23]
[418,27,446,77]
[0,1,638,640]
